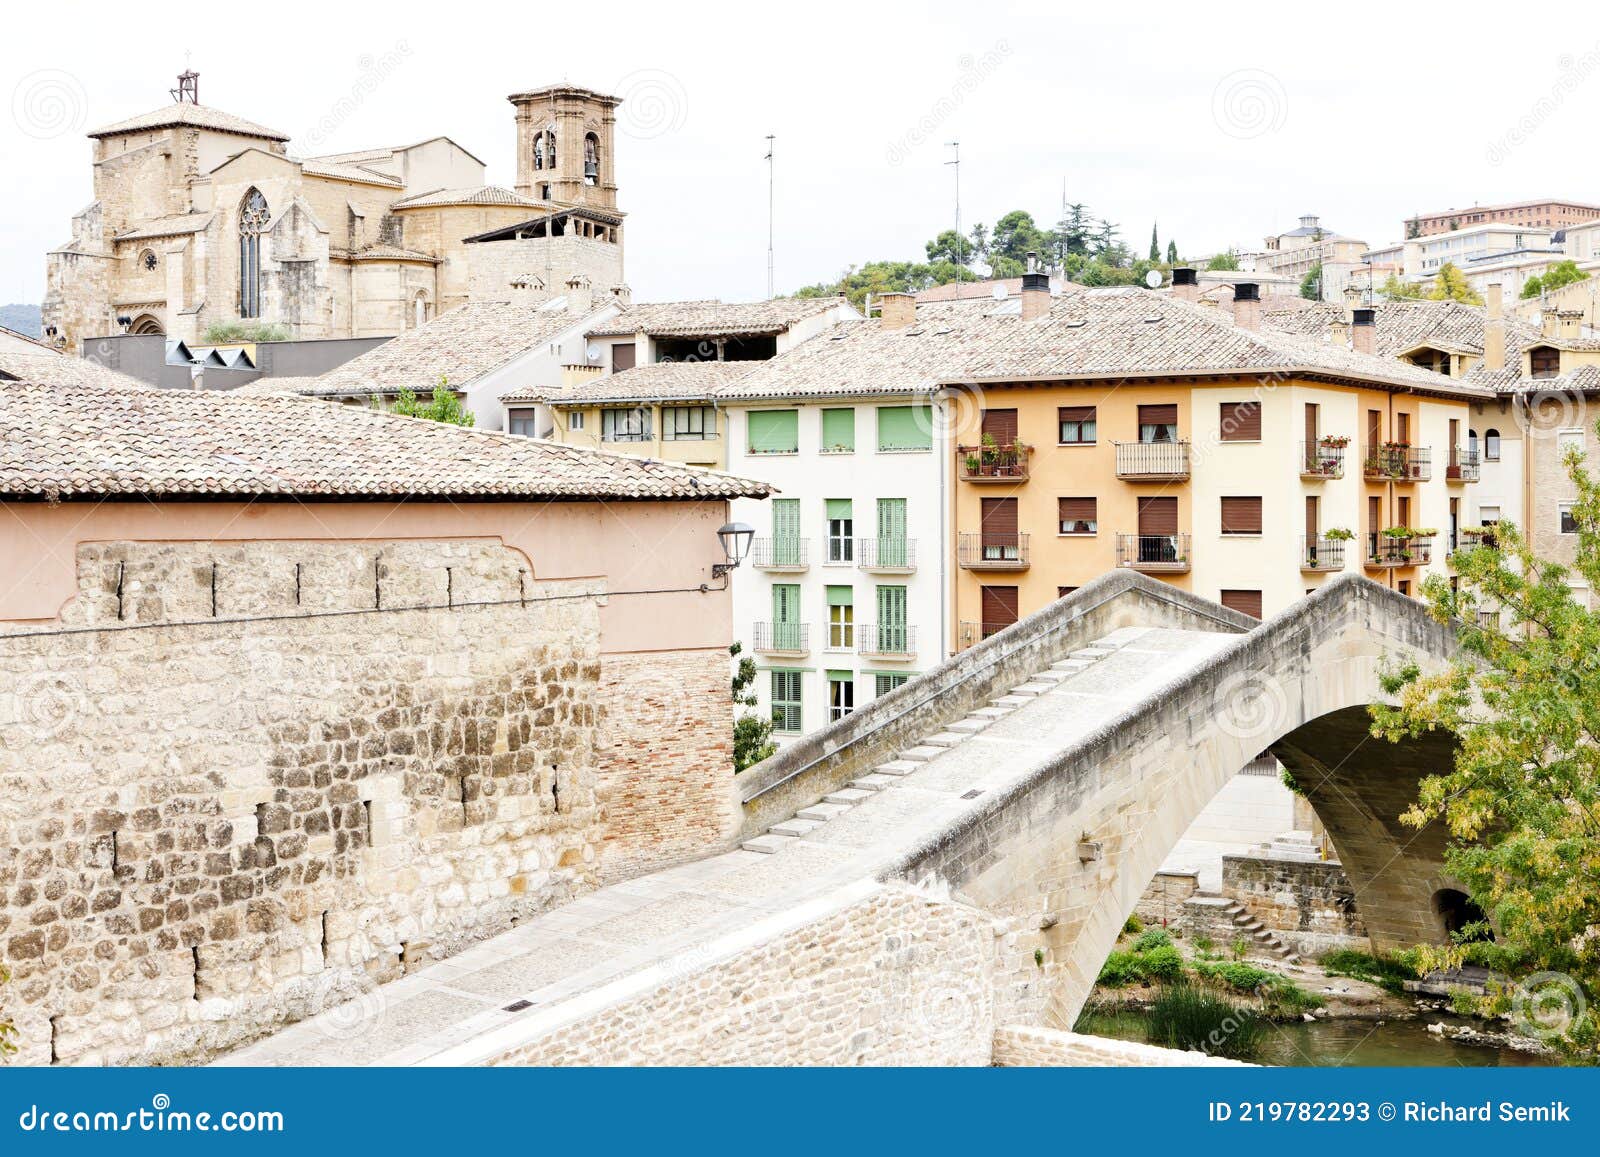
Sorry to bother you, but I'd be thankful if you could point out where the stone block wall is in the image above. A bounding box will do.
[1135,871,1199,929]
[1220,854,1367,955]
[0,537,717,1065]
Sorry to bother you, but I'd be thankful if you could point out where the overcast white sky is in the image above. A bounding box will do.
[4,1,1600,307]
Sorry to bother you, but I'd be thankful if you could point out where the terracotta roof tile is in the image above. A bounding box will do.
[88,102,289,141]
[587,297,850,338]
[504,361,754,406]
[390,186,538,210]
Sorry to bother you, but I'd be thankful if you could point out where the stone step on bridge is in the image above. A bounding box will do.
[221,571,1464,1064]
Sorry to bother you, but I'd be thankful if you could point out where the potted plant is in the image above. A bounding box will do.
[964,453,981,475]
[1319,434,1350,448]
[1325,527,1355,541]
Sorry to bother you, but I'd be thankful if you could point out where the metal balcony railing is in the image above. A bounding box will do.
[855,538,917,571]
[1301,535,1347,572]
[751,537,808,570]
[1364,533,1434,568]
[1115,533,1191,572]
[1300,440,1347,480]
[1447,446,1481,482]
[956,442,1032,481]
[956,532,1030,570]
[1114,440,1191,479]
[1362,443,1432,482]
[751,622,809,654]
[857,624,917,657]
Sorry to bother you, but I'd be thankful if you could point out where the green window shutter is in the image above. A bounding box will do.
[877,498,907,567]
[876,585,908,653]
[826,584,854,607]
[770,670,802,732]
[772,583,800,623]
[876,405,933,451]
[772,498,800,536]
[821,408,855,451]
[748,409,799,453]
[825,498,853,520]
[825,669,853,682]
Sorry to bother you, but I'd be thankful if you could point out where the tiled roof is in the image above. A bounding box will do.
[299,159,404,187]
[390,186,538,210]
[0,347,152,390]
[588,297,849,338]
[88,102,289,141]
[915,276,1084,303]
[115,213,213,242]
[0,379,770,501]
[347,243,441,263]
[505,361,755,406]
[1263,298,1600,368]
[718,290,1495,402]
[288,301,594,397]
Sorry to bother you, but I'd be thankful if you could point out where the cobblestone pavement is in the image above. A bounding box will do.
[219,626,1233,1065]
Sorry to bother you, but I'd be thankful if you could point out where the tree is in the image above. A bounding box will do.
[1149,223,1160,262]
[1166,239,1178,264]
[1425,262,1483,305]
[988,210,1047,270]
[793,260,976,310]
[1370,437,1600,1060]
[1054,203,1095,260]
[925,229,975,267]
[1380,274,1423,301]
[1299,262,1323,301]
[730,642,777,772]
[1205,250,1240,272]
[1522,260,1591,300]
[391,380,475,426]
[967,222,990,261]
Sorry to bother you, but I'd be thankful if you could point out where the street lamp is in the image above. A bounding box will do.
[713,521,755,579]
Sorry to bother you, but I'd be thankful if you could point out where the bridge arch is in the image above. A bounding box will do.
[880,574,1466,1028]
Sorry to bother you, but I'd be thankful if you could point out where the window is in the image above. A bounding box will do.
[877,405,933,452]
[826,500,854,563]
[1398,580,1411,597]
[663,406,716,441]
[1560,502,1578,535]
[507,408,539,438]
[771,583,801,650]
[876,498,908,567]
[748,409,799,454]
[1219,401,1262,441]
[827,586,854,649]
[1479,504,1501,528]
[1138,404,1178,444]
[828,672,855,721]
[1530,346,1561,379]
[821,408,856,453]
[874,672,908,697]
[238,188,269,319]
[875,585,908,653]
[1558,429,1585,460]
[1220,589,1263,619]
[601,406,651,442]
[583,133,600,185]
[1058,497,1097,535]
[611,343,636,373]
[770,499,802,566]
[1058,406,1096,444]
[1058,586,1078,598]
[1220,496,1263,535]
[568,411,585,431]
[770,671,802,733]
[139,249,158,272]
[1468,428,1479,457]
[1485,428,1502,461]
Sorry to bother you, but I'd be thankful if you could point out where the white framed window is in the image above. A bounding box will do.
[828,673,855,721]
[507,408,539,438]
[1559,501,1578,535]
[1558,429,1586,460]
[663,405,717,441]
[601,406,651,442]
[569,411,585,431]
[827,585,854,649]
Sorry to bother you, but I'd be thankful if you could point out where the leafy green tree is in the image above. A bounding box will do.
[1092,220,1122,260]
[1053,203,1095,261]
[925,229,975,267]
[392,379,475,426]
[1522,260,1591,300]
[989,210,1047,270]
[1425,262,1483,305]
[1149,223,1160,262]
[1299,262,1323,301]
[1166,239,1178,264]
[967,222,989,261]
[1370,439,1600,1060]
[793,260,976,310]
[730,642,777,772]
[1380,274,1423,301]
[1205,250,1240,272]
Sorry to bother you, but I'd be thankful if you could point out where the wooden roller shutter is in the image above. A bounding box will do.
[1220,590,1263,619]
[1137,495,1178,536]
[1058,497,1097,529]
[1138,403,1178,426]
[981,408,1019,444]
[981,585,1019,630]
[1220,496,1263,534]
[611,343,636,372]
[981,496,1018,543]
[1058,405,1095,423]
[1220,401,1261,441]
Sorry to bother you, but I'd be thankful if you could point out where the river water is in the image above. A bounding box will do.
[1076,1009,1553,1067]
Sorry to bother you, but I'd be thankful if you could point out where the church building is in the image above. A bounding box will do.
[42,73,627,350]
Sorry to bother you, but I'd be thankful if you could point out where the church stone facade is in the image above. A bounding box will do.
[42,76,627,351]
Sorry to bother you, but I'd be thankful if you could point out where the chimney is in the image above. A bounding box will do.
[1232,281,1261,331]
[1351,307,1376,355]
[563,276,593,315]
[1330,317,1350,347]
[1020,252,1050,321]
[1559,309,1583,340]
[1342,284,1361,319]
[879,291,917,330]
[1171,266,1199,303]
[1542,306,1561,339]
[1484,282,1505,372]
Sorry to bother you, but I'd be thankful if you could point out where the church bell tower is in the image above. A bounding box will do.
[508,85,621,212]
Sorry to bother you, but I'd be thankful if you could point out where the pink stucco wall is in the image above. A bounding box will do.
[0,498,733,653]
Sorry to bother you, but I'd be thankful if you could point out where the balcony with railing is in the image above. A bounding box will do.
[1301,535,1348,572]
[1114,440,1191,480]
[1446,446,1481,483]
[956,441,1032,482]
[857,623,917,659]
[751,621,810,656]
[1115,533,1191,573]
[751,537,808,571]
[1362,443,1431,482]
[957,621,1014,649]
[855,537,917,572]
[1363,532,1434,569]
[1300,439,1347,481]
[957,532,1030,570]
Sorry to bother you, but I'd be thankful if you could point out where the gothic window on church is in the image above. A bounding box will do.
[584,133,599,185]
[533,128,556,173]
[238,188,269,319]
[140,249,158,272]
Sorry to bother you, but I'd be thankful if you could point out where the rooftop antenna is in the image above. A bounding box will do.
[945,141,961,237]
[764,134,776,299]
